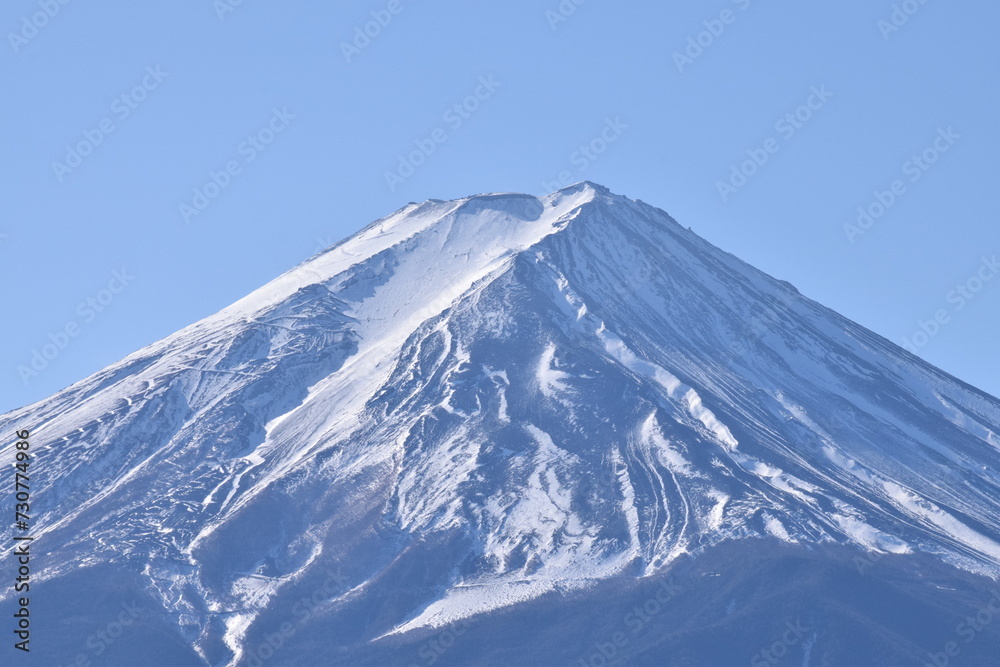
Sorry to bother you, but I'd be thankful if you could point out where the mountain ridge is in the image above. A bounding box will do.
[4,182,1000,665]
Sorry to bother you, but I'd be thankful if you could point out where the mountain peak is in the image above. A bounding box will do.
[5,184,1000,665]
[553,179,612,196]
[209,182,609,327]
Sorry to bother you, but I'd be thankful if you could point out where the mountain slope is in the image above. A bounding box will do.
[3,182,1000,666]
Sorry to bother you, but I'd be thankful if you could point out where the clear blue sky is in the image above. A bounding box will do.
[3,0,998,413]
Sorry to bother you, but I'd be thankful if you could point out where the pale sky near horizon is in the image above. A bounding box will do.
[3,0,998,413]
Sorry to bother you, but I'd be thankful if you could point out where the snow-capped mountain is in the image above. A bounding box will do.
[4,182,1000,666]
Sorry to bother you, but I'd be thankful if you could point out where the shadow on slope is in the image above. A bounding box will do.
[268,539,1000,666]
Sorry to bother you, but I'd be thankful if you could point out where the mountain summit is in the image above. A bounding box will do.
[4,183,1000,665]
